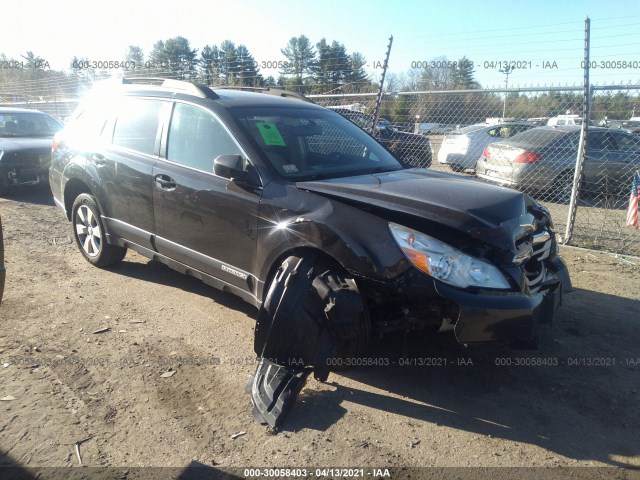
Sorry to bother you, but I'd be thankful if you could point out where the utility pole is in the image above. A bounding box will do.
[499,65,515,118]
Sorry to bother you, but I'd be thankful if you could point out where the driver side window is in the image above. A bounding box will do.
[167,103,242,172]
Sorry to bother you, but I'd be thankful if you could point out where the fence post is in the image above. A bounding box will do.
[371,35,393,135]
[564,17,591,244]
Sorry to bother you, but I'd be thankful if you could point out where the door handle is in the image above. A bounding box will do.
[91,154,106,166]
[154,174,177,191]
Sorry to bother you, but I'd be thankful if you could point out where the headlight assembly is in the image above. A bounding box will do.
[388,222,510,289]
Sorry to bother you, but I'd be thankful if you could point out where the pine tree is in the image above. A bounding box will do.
[149,37,197,80]
[452,57,479,89]
[345,52,369,92]
[280,35,315,92]
[235,44,262,87]
[218,40,238,86]
[200,45,220,85]
[125,46,144,71]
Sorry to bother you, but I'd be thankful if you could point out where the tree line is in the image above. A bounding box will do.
[72,35,375,94]
[1,46,637,125]
[1,39,482,100]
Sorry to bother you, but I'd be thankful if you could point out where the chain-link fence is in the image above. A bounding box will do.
[2,74,639,256]
[310,85,640,256]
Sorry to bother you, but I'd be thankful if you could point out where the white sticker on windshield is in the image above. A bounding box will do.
[282,164,299,173]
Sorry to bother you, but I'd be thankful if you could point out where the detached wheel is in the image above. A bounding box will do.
[71,193,126,267]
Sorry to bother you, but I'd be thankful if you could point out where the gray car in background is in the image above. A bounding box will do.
[476,126,640,202]
[437,121,537,172]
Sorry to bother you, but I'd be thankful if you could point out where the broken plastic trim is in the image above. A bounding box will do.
[246,359,311,430]
[248,254,364,431]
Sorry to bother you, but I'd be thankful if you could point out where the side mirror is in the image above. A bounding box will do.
[214,154,246,180]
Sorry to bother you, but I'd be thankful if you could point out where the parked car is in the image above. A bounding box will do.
[51,79,571,429]
[438,121,537,172]
[0,215,4,305]
[0,108,63,195]
[476,126,640,202]
[546,114,596,127]
[329,108,433,167]
[621,120,640,135]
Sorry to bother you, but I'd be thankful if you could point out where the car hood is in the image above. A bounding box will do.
[297,168,537,253]
[0,137,53,153]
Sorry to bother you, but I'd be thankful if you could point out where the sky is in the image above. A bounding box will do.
[2,0,640,89]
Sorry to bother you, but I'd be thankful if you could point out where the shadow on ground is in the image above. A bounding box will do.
[108,248,639,468]
[110,258,257,319]
[284,287,640,469]
[0,185,54,207]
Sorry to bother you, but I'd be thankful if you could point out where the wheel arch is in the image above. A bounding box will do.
[63,178,96,221]
[258,246,351,305]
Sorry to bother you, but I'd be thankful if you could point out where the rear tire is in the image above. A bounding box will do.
[71,193,126,268]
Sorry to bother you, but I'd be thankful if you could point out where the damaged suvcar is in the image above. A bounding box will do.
[50,79,572,431]
[0,108,63,195]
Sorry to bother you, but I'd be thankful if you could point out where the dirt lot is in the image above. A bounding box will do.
[0,186,639,476]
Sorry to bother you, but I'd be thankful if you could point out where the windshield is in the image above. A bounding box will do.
[230,107,403,180]
[0,112,62,138]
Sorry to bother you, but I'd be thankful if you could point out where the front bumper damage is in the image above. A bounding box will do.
[1,164,49,192]
[397,256,572,344]
[247,253,571,430]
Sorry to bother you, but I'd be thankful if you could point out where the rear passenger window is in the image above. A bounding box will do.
[112,99,162,155]
[167,103,242,172]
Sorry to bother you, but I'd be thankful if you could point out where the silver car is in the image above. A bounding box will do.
[437,121,536,172]
[476,126,640,202]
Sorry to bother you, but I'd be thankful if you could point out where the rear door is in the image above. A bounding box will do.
[152,101,261,292]
[99,97,165,249]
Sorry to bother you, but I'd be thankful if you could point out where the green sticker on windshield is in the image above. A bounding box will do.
[256,121,286,146]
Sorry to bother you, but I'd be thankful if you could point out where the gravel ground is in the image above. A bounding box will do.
[0,186,639,478]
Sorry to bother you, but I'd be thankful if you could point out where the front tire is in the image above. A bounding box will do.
[71,193,126,267]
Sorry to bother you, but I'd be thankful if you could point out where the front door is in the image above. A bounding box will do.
[152,102,261,293]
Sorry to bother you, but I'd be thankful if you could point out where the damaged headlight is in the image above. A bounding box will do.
[388,222,511,290]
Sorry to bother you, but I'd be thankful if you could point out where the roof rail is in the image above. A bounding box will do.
[213,86,313,103]
[121,77,219,99]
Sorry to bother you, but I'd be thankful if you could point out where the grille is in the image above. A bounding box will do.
[522,229,553,294]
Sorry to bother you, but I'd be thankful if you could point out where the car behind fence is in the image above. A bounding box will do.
[310,85,640,257]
